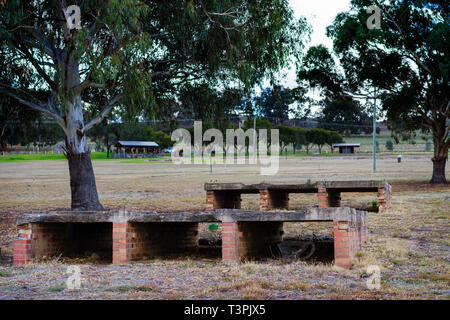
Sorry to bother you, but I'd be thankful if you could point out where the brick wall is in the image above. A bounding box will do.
[222,221,283,262]
[333,214,367,269]
[318,188,341,207]
[14,222,113,265]
[113,222,199,264]
[13,224,33,266]
[378,184,392,213]
[30,223,67,260]
[222,222,238,261]
[205,191,241,211]
[259,190,289,211]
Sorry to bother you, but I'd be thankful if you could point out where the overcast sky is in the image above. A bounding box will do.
[278,0,352,88]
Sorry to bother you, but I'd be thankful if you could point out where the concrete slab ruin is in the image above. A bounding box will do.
[13,207,367,269]
[205,180,392,213]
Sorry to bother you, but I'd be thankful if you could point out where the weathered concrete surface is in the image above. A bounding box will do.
[205,180,392,212]
[205,180,389,192]
[16,210,219,225]
[16,207,364,225]
[204,183,262,193]
[14,207,368,269]
[216,207,364,223]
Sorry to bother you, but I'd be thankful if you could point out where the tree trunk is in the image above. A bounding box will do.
[106,133,110,158]
[67,149,104,210]
[429,126,448,184]
[62,56,105,210]
[64,104,105,210]
[430,157,447,184]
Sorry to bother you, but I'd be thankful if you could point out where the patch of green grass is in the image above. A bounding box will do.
[390,259,401,266]
[0,152,109,162]
[119,160,149,164]
[107,285,134,292]
[0,152,171,163]
[0,153,67,162]
[106,284,157,292]
[425,200,443,205]
[48,285,65,292]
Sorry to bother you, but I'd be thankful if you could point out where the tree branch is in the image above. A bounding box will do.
[342,90,385,100]
[74,79,105,95]
[373,0,432,75]
[12,37,57,90]
[0,87,66,131]
[84,94,123,132]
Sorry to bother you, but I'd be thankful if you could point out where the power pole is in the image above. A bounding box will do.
[253,116,257,163]
[372,87,377,173]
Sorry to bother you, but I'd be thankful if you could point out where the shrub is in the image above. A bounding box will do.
[385,140,394,151]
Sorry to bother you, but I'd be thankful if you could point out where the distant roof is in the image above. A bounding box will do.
[117,140,159,147]
[332,143,360,147]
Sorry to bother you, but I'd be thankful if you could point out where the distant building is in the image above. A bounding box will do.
[112,140,159,158]
[332,143,360,154]
[229,115,248,128]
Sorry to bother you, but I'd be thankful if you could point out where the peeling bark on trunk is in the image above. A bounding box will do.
[62,56,105,210]
[64,99,105,210]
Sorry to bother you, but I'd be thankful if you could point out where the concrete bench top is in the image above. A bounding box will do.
[216,207,366,223]
[205,180,389,192]
[16,207,366,225]
[16,210,219,225]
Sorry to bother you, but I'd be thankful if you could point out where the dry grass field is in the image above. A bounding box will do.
[0,155,448,299]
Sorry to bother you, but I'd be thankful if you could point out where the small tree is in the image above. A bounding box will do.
[311,128,328,154]
[275,125,295,156]
[304,129,315,154]
[325,130,343,153]
[293,127,306,154]
[385,140,394,151]
[146,127,172,151]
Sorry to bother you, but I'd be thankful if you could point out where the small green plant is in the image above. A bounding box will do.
[0,271,12,277]
[48,286,65,292]
[372,200,378,208]
[108,285,134,292]
[385,140,394,151]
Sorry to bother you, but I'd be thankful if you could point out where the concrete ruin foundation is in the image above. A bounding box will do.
[205,180,392,213]
[13,207,367,269]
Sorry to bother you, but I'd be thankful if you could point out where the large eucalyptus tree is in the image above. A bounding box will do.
[0,0,308,210]
[298,0,449,183]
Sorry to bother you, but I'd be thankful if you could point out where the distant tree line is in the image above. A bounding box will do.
[184,118,343,155]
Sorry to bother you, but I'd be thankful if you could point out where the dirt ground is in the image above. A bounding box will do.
[0,155,448,299]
